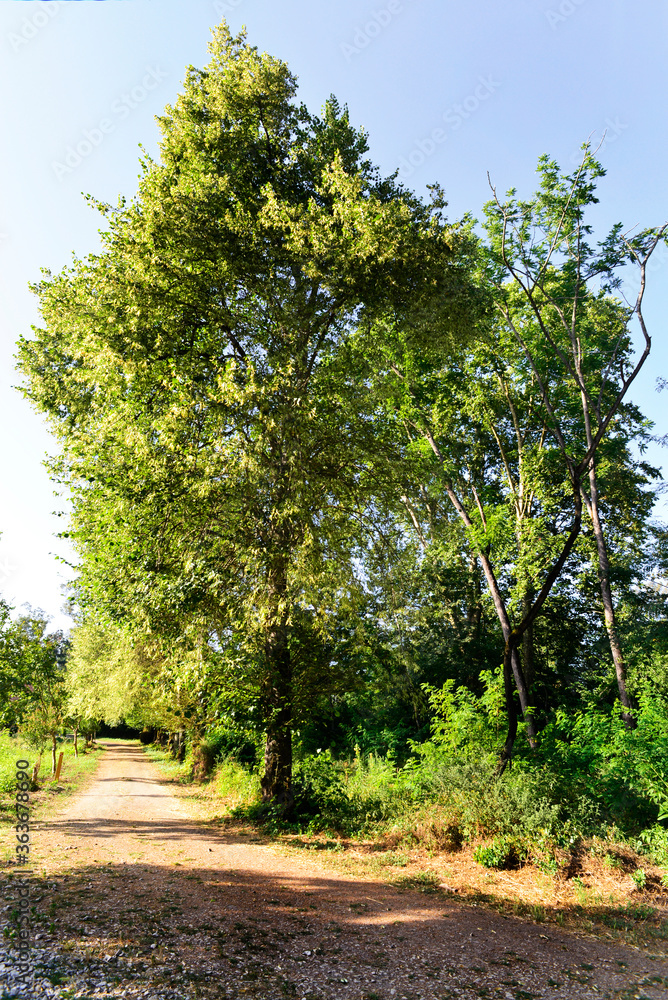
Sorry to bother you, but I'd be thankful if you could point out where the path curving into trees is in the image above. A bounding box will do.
[4,741,666,999]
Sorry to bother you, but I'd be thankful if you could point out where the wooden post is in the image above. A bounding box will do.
[54,752,64,782]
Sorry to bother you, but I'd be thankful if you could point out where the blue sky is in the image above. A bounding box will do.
[0,0,666,629]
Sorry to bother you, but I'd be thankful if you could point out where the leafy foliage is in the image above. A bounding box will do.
[12,19,668,846]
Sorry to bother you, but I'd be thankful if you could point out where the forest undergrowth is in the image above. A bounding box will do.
[144,683,668,951]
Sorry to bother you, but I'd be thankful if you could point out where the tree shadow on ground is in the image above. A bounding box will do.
[2,854,668,1000]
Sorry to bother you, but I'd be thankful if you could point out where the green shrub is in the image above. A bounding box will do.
[631,868,647,889]
[406,755,568,843]
[211,757,260,807]
[635,824,668,866]
[292,751,347,820]
[190,729,257,780]
[473,836,528,870]
[533,696,668,834]
[195,685,668,853]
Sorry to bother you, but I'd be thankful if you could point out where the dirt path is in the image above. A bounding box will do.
[2,741,668,999]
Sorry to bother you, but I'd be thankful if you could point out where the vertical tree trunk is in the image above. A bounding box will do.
[498,644,519,773]
[440,477,537,747]
[474,549,537,747]
[51,735,57,775]
[260,559,294,811]
[466,555,483,634]
[583,465,636,727]
[74,726,79,757]
[521,590,535,693]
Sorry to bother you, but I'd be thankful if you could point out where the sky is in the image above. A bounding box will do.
[0,0,666,631]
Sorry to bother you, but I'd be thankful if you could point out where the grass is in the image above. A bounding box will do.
[0,730,105,857]
[142,741,192,780]
[143,742,262,825]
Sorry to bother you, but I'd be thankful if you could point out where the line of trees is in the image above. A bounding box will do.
[0,601,89,775]
[13,23,668,809]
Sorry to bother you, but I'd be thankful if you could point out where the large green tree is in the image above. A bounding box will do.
[19,24,475,807]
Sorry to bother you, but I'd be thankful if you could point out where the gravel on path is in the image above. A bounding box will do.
[2,740,667,1000]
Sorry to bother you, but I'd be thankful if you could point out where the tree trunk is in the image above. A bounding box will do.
[260,560,294,812]
[73,726,79,757]
[498,643,519,773]
[51,735,57,776]
[440,478,537,748]
[466,555,483,634]
[583,466,636,728]
[474,548,537,747]
[521,590,535,693]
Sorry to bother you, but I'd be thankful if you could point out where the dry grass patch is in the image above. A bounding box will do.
[271,833,668,954]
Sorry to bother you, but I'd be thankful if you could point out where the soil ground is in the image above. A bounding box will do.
[2,740,668,999]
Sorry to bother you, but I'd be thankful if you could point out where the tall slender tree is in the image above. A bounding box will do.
[371,151,666,764]
[484,149,667,727]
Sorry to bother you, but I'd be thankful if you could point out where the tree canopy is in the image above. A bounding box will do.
[17,23,481,805]
[10,21,667,819]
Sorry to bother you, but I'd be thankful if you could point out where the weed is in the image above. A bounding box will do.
[392,871,441,893]
[631,868,647,889]
[473,836,528,870]
[535,855,560,876]
[373,851,409,868]
[572,876,590,905]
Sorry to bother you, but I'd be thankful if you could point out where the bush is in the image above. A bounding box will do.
[405,755,567,842]
[631,867,647,889]
[191,685,668,854]
[211,757,260,807]
[635,824,668,866]
[407,682,668,847]
[292,751,347,820]
[473,836,529,870]
[190,729,257,781]
[532,696,668,834]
